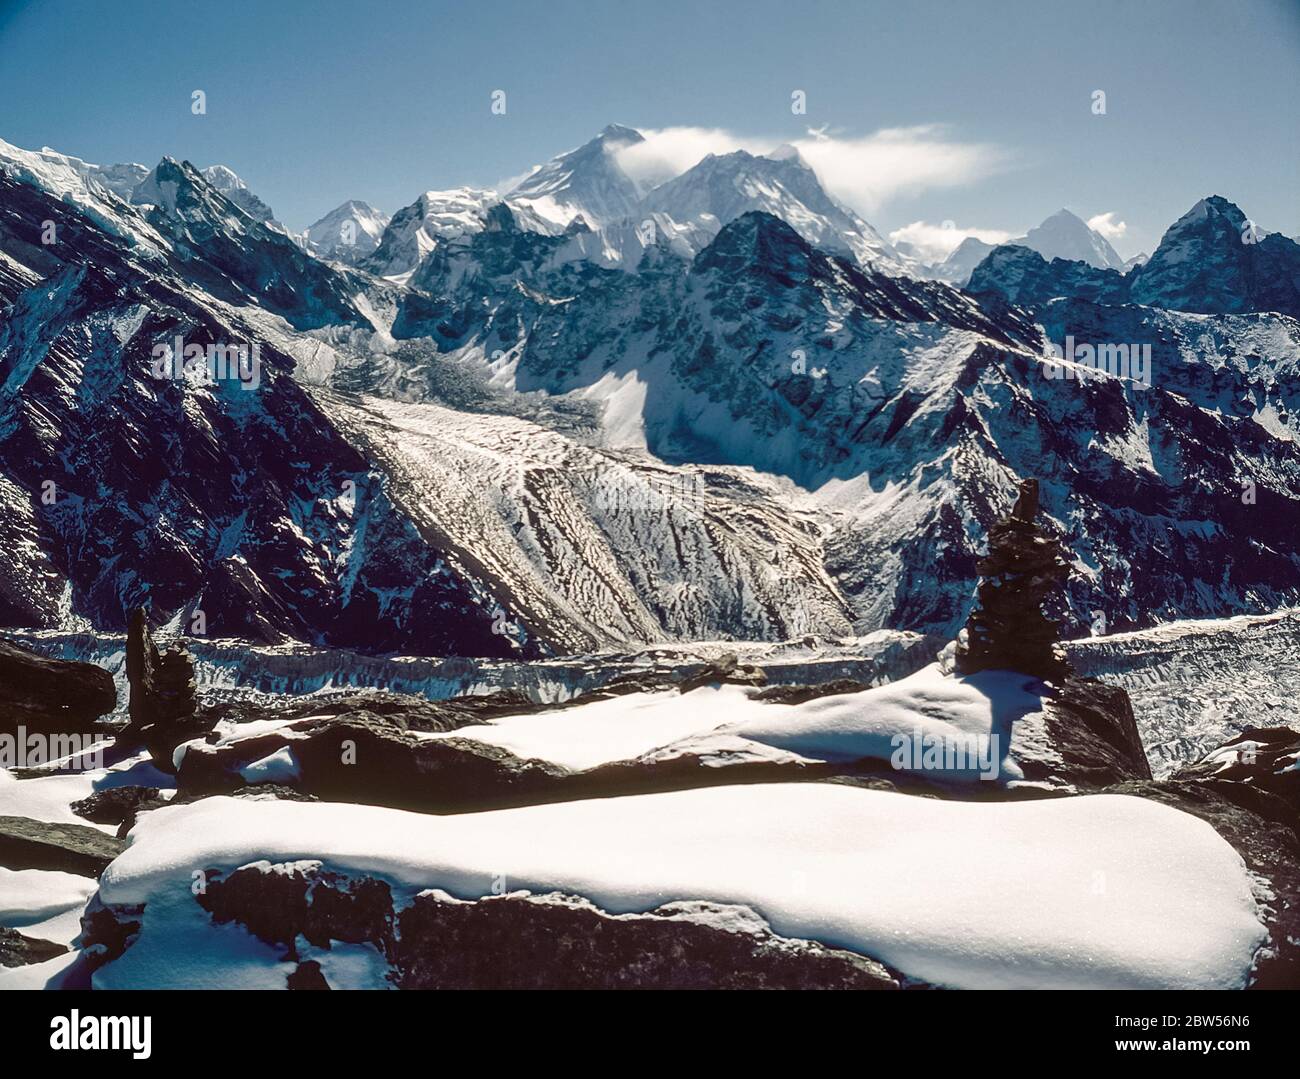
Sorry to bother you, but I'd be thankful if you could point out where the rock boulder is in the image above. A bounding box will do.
[0,637,115,735]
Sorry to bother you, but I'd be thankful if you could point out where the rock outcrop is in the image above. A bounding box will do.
[0,636,115,735]
[1174,727,1300,811]
[0,926,67,968]
[0,815,126,876]
[71,786,170,833]
[1037,677,1152,786]
[81,860,899,989]
[391,890,900,990]
[175,710,570,811]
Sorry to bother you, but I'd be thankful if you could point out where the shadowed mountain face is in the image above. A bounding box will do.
[129,159,368,330]
[1128,196,1300,316]
[968,245,1127,307]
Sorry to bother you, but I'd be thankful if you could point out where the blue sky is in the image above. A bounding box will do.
[1,0,1296,259]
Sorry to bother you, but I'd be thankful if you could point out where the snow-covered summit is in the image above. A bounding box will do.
[932,235,996,285]
[357,125,910,277]
[363,187,497,277]
[304,199,390,264]
[506,124,646,231]
[641,148,907,273]
[197,164,280,227]
[764,143,806,164]
[1015,208,1126,270]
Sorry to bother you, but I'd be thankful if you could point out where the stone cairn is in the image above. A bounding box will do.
[955,478,1073,681]
[120,607,200,768]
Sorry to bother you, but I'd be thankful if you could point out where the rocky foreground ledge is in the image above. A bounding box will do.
[1,617,1296,989]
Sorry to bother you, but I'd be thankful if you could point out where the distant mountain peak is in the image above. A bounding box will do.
[507,125,645,230]
[194,162,279,226]
[362,186,498,277]
[1174,194,1247,230]
[1018,208,1125,271]
[969,193,1300,319]
[598,123,645,145]
[201,164,246,190]
[305,199,390,264]
[1043,207,1086,224]
[929,235,996,286]
[642,146,907,274]
[1128,194,1300,315]
[337,198,381,214]
[764,143,807,166]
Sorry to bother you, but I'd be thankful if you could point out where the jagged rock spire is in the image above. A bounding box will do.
[955,479,1072,681]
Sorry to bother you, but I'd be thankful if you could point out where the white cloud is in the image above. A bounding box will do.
[888,220,1014,263]
[1087,211,1128,241]
[793,125,1012,217]
[614,124,1014,215]
[615,127,754,189]
[493,164,539,194]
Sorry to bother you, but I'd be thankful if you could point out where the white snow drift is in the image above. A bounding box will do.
[96,785,1264,990]
[418,662,1044,783]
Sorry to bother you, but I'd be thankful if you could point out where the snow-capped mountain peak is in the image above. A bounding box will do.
[197,164,280,226]
[1128,194,1300,314]
[1016,208,1126,270]
[933,236,996,285]
[764,143,808,166]
[355,125,913,279]
[130,156,196,217]
[200,164,246,191]
[596,122,644,144]
[304,199,390,264]
[363,187,498,277]
[641,147,908,274]
[506,124,646,231]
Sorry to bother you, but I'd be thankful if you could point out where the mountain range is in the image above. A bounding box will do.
[2,127,1298,657]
